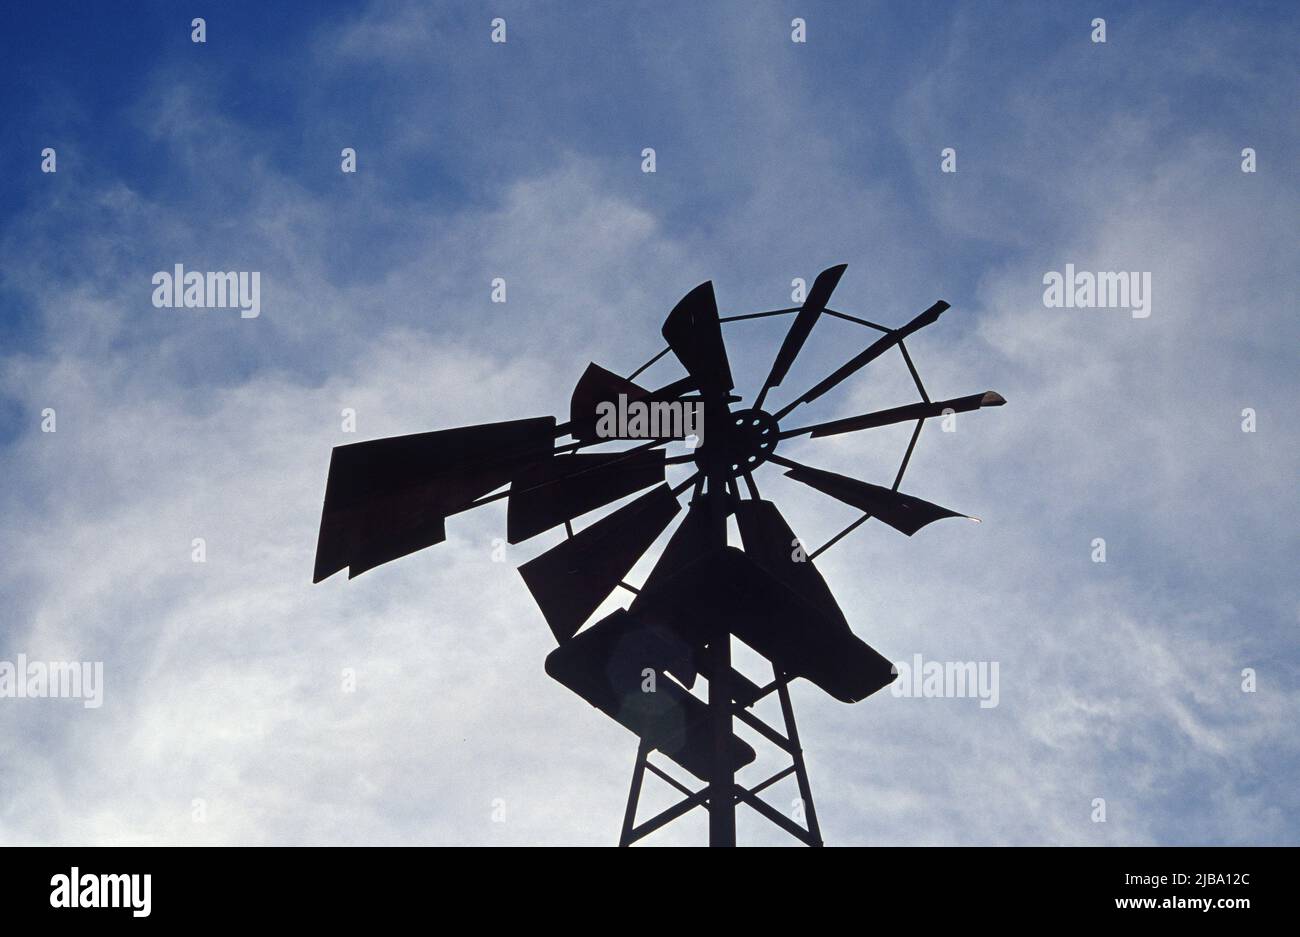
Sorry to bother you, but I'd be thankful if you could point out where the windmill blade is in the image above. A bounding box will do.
[625,498,721,688]
[754,264,846,409]
[732,500,896,702]
[568,362,701,444]
[313,417,556,582]
[782,462,971,536]
[789,391,1006,439]
[634,547,897,704]
[507,449,667,544]
[777,300,950,417]
[733,499,849,631]
[568,363,653,443]
[630,499,716,613]
[661,281,734,395]
[518,484,682,644]
[546,609,756,781]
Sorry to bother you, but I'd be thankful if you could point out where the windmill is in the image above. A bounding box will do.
[312,264,1005,846]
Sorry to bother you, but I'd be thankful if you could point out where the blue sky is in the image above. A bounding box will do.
[0,0,1296,845]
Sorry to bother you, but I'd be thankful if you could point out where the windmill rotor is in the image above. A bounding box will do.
[312,263,1006,846]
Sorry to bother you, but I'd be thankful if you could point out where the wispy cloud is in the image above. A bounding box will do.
[1,0,1295,845]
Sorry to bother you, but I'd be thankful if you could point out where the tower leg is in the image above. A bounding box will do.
[700,444,737,847]
[776,669,823,846]
[708,632,737,846]
[618,738,650,847]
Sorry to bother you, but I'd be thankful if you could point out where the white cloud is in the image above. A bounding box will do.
[1,0,1295,847]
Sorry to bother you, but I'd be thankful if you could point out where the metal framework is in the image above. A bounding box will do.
[619,664,823,847]
[312,264,1004,847]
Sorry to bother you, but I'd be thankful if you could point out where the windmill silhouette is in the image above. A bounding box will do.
[312,264,1005,846]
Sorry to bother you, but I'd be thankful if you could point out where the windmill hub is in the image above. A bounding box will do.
[711,406,780,478]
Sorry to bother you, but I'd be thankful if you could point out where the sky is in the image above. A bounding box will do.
[0,0,1296,846]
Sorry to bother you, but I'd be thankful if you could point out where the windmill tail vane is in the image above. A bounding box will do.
[312,263,1006,846]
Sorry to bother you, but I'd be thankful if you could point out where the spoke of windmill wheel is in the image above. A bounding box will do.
[897,340,929,401]
[780,391,1006,439]
[892,419,924,491]
[753,264,847,411]
[771,300,951,421]
[627,346,670,382]
[718,307,800,323]
[808,513,871,561]
[823,308,891,332]
[768,453,974,537]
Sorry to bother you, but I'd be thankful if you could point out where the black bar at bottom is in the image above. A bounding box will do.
[0,845,1281,923]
